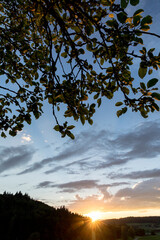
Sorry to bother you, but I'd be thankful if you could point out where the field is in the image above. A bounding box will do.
[139,235,160,240]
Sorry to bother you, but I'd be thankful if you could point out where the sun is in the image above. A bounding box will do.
[86,211,101,222]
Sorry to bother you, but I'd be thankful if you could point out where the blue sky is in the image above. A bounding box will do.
[1,0,160,219]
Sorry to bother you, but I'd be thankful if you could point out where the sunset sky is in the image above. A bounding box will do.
[1,0,160,220]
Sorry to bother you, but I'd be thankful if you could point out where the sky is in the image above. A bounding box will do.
[1,0,160,220]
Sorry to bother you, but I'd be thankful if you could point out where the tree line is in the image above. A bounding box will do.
[0,192,143,240]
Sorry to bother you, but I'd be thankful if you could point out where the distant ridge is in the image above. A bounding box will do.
[103,216,160,224]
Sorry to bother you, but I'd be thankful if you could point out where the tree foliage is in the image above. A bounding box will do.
[0,0,160,138]
[0,192,137,240]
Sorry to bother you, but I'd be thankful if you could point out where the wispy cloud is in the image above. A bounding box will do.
[109,168,160,179]
[68,178,160,214]
[36,179,129,194]
[18,120,160,175]
[0,145,35,174]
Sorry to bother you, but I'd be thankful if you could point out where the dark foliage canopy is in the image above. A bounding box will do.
[0,0,160,138]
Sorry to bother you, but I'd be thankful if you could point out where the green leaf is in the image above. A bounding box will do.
[123,87,129,95]
[140,25,150,31]
[115,102,123,106]
[133,15,141,26]
[67,125,75,130]
[117,107,127,117]
[138,66,147,79]
[25,114,31,124]
[97,98,101,107]
[147,78,158,88]
[1,132,6,138]
[140,82,146,90]
[133,9,144,16]
[148,69,153,75]
[117,12,127,24]
[54,125,60,131]
[152,102,159,111]
[141,15,152,25]
[121,0,129,9]
[9,130,17,136]
[130,0,139,6]
[88,118,93,125]
[100,58,104,65]
[94,93,99,99]
[80,115,85,125]
[140,108,148,118]
[66,131,75,139]
[61,52,67,58]
[151,92,160,101]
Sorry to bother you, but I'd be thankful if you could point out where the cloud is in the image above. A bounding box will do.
[17,162,42,175]
[96,120,160,169]
[68,178,160,214]
[44,157,92,174]
[17,157,56,175]
[17,120,160,175]
[36,179,100,190]
[36,179,129,194]
[109,168,160,179]
[0,145,35,174]
[21,134,32,143]
[37,181,53,188]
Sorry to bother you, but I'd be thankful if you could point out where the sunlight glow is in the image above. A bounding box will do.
[85,211,102,222]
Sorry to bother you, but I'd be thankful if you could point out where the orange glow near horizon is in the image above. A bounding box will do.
[85,211,102,222]
[82,208,160,221]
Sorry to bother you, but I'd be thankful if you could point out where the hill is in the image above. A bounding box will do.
[0,192,90,240]
[104,216,160,225]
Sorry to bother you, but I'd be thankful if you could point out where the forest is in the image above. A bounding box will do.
[1,192,159,240]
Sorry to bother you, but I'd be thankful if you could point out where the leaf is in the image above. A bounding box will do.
[147,78,158,88]
[130,0,139,6]
[80,115,85,125]
[133,15,141,26]
[133,9,144,16]
[117,107,127,117]
[9,130,17,136]
[54,125,60,131]
[123,87,129,95]
[121,0,129,9]
[115,102,123,106]
[140,25,150,31]
[138,66,147,79]
[66,131,75,139]
[141,15,152,25]
[140,82,146,90]
[100,58,104,65]
[1,132,6,138]
[152,102,159,111]
[25,114,31,124]
[148,69,153,75]
[88,118,93,125]
[140,108,148,118]
[94,93,99,99]
[97,98,101,107]
[67,125,75,130]
[117,12,127,24]
[61,52,67,58]
[151,92,160,101]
